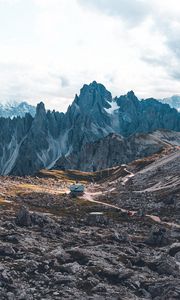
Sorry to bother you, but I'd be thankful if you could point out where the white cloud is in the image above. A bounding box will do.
[0,0,179,111]
[78,0,151,26]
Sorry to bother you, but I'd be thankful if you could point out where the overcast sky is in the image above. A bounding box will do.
[0,0,180,111]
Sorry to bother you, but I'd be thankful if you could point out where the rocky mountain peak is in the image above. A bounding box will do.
[75,81,112,112]
[127,90,138,101]
[31,102,47,132]
[117,90,139,106]
[36,101,46,113]
[36,102,46,116]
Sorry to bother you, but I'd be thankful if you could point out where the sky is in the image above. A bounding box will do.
[0,0,180,111]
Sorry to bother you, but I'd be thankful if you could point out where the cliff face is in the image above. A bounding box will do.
[54,130,180,171]
[10,103,65,176]
[0,81,180,175]
[0,114,33,175]
[116,92,180,136]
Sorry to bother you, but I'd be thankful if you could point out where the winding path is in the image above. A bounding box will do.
[81,188,180,229]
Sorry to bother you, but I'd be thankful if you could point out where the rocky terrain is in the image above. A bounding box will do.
[55,130,180,171]
[0,81,179,176]
[0,147,179,299]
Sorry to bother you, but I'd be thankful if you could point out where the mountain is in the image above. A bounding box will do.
[158,95,180,111]
[54,130,180,171]
[117,92,180,136]
[0,101,36,118]
[9,103,65,176]
[0,81,180,176]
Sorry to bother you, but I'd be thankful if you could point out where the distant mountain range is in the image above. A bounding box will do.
[0,92,179,120]
[0,101,36,118]
[0,81,179,176]
[159,95,180,111]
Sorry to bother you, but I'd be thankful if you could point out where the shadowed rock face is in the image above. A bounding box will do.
[55,130,180,171]
[0,81,180,175]
[0,114,33,175]
[116,92,180,136]
[10,103,65,176]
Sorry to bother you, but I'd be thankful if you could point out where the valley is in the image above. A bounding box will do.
[0,147,179,299]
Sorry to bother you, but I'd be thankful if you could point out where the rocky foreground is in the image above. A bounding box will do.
[0,149,180,299]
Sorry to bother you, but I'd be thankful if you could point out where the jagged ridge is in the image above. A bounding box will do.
[0,81,179,175]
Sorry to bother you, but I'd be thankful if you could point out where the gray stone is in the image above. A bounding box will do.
[15,206,32,227]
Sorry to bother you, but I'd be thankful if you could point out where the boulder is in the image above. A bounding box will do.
[169,243,180,256]
[86,212,109,226]
[145,227,170,246]
[15,206,32,227]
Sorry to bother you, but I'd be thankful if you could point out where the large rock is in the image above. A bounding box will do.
[169,243,180,256]
[0,245,16,257]
[15,206,32,227]
[86,212,109,226]
[145,227,171,246]
[148,254,179,276]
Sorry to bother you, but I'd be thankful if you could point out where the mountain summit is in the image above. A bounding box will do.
[76,81,112,111]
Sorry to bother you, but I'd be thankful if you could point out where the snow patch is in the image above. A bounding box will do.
[105,101,119,114]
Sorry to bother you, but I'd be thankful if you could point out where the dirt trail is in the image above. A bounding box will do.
[83,191,132,213]
[82,189,180,229]
[1,178,179,229]
[121,170,135,185]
